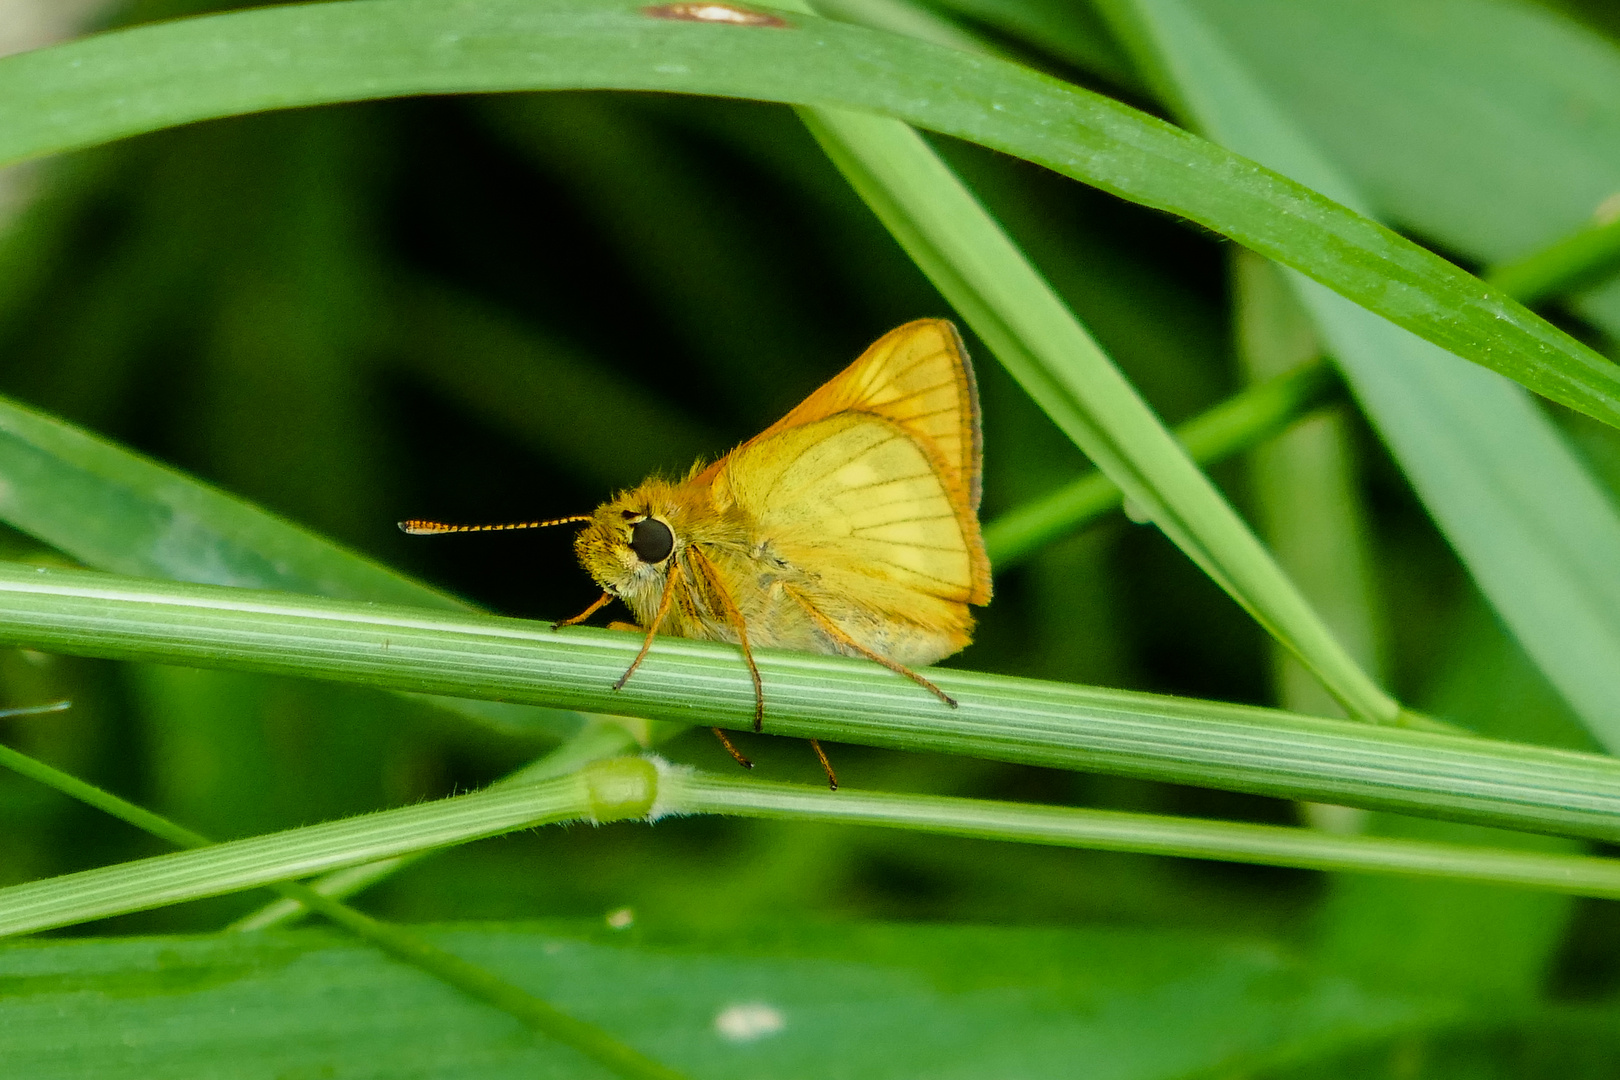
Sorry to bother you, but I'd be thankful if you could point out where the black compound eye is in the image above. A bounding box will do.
[629,517,675,564]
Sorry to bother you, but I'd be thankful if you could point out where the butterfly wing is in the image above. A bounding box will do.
[712,319,991,608]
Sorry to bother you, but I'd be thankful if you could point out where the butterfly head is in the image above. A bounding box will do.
[575,490,680,600]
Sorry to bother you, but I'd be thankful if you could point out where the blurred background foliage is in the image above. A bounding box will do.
[4,0,1620,1075]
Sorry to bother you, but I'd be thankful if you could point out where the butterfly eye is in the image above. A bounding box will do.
[629,517,675,564]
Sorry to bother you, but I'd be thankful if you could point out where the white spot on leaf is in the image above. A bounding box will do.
[714,1002,785,1042]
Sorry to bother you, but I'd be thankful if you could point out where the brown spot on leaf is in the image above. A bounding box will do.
[642,3,790,27]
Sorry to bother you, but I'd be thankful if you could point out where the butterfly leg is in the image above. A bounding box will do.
[553,590,613,630]
[685,546,766,733]
[710,727,754,771]
[613,565,679,691]
[688,553,836,788]
[787,587,958,708]
[808,737,839,791]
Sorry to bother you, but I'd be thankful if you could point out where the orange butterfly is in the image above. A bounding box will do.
[403,320,992,787]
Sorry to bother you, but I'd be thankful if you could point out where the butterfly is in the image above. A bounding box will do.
[402,319,992,788]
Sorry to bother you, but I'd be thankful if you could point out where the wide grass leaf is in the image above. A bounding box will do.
[0,921,1457,1079]
[0,394,445,603]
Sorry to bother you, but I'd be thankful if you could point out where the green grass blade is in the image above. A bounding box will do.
[1103,0,1620,750]
[983,357,1336,568]
[9,758,1620,939]
[0,1,1615,430]
[233,718,657,930]
[1487,213,1620,309]
[0,762,631,937]
[1184,0,1620,303]
[669,772,1620,900]
[3,562,1620,840]
[0,393,447,604]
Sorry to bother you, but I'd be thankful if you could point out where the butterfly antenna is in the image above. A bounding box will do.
[398,515,591,535]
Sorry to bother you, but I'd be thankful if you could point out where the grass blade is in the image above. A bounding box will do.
[232,717,655,930]
[0,918,1464,1080]
[671,771,1620,900]
[1487,213,1620,309]
[0,393,446,603]
[2,562,1620,840]
[9,759,1620,939]
[0,770,599,937]
[1235,252,1382,725]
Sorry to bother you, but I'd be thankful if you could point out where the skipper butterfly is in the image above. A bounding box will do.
[403,319,992,787]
